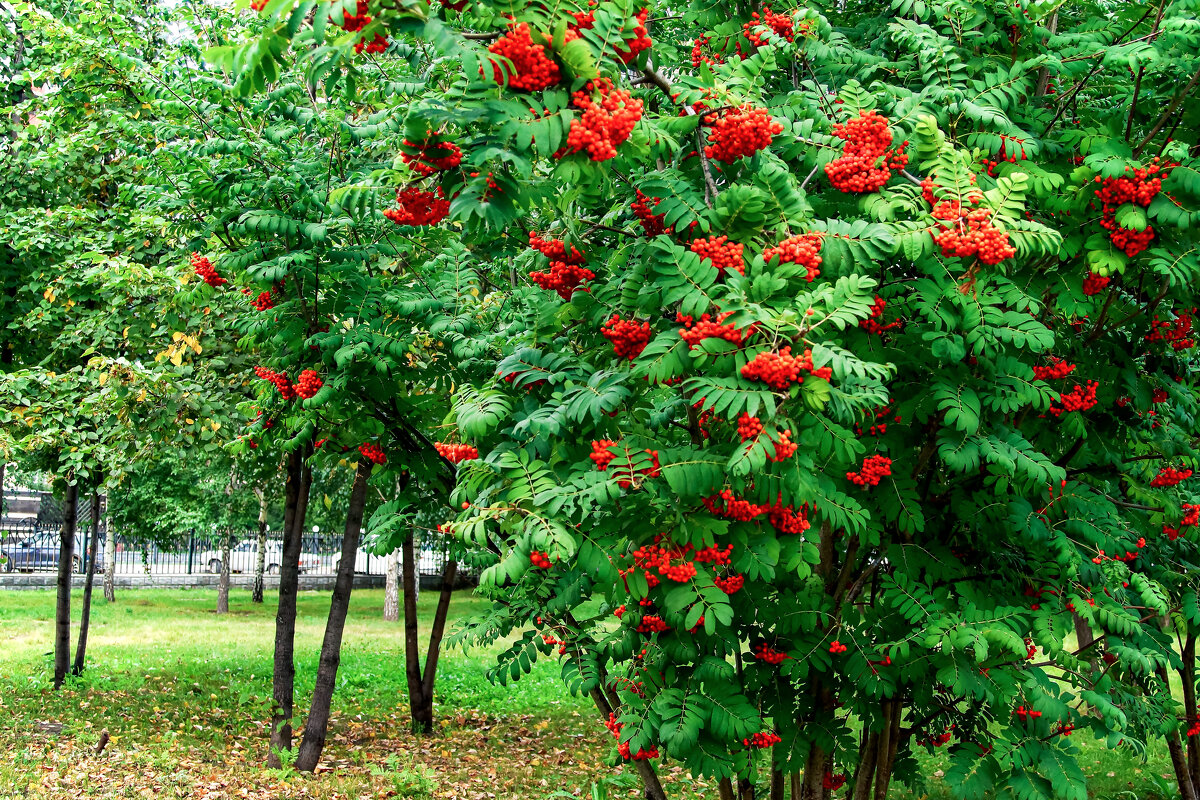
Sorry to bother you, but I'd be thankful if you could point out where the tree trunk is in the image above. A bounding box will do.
[252,490,268,604]
[103,511,116,603]
[1161,661,1200,800]
[588,686,668,800]
[72,491,101,676]
[770,770,786,800]
[383,550,400,621]
[418,559,457,723]
[53,483,79,689]
[1183,633,1200,791]
[295,459,372,772]
[268,447,312,767]
[401,531,428,733]
[217,530,233,614]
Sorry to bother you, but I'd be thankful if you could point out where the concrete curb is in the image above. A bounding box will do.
[0,574,387,591]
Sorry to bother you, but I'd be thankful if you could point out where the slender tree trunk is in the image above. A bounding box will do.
[252,490,268,603]
[72,492,101,676]
[217,530,233,614]
[401,531,428,733]
[1184,633,1200,791]
[418,559,457,723]
[268,447,312,767]
[103,500,116,603]
[383,550,400,622]
[53,483,79,689]
[588,686,668,800]
[770,770,785,800]
[1160,663,1200,800]
[295,459,372,772]
[719,779,736,800]
[850,732,879,800]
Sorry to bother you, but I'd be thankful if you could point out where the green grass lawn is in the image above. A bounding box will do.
[0,587,1180,799]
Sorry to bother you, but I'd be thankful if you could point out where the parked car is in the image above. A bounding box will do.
[0,530,105,574]
[196,539,321,575]
[336,545,439,575]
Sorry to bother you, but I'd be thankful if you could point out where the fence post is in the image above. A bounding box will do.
[187,530,195,575]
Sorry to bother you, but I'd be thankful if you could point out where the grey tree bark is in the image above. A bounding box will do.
[72,492,102,675]
[252,489,268,603]
[102,514,116,603]
[53,483,79,689]
[383,549,400,622]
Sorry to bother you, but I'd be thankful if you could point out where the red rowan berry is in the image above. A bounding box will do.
[383,187,450,226]
[1151,465,1193,488]
[435,442,479,463]
[612,7,652,64]
[743,731,782,748]
[530,551,553,569]
[358,443,387,464]
[561,80,642,162]
[825,110,908,192]
[762,234,822,281]
[1082,271,1110,296]
[601,315,652,360]
[294,369,323,399]
[703,105,782,163]
[846,455,891,488]
[191,253,227,287]
[487,23,561,91]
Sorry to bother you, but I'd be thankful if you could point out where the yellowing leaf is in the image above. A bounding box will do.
[43,287,56,302]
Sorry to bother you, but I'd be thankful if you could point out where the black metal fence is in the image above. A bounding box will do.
[0,521,450,578]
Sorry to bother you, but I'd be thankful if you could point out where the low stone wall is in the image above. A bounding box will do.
[0,573,386,591]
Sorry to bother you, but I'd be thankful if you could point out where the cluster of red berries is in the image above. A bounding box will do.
[631,190,670,236]
[488,24,560,91]
[704,490,768,521]
[528,233,593,299]
[254,366,298,400]
[743,731,782,749]
[530,262,595,299]
[1090,537,1146,564]
[1093,159,1174,257]
[251,290,275,311]
[742,6,795,48]
[823,773,847,791]
[562,80,643,162]
[982,134,1027,177]
[356,34,388,55]
[846,455,891,487]
[761,234,822,281]
[1164,504,1200,541]
[860,295,900,334]
[931,206,1016,265]
[434,442,479,463]
[627,539,733,587]
[825,110,908,192]
[636,614,670,634]
[294,369,323,399]
[919,727,955,748]
[191,253,227,287]
[1014,706,1042,721]
[601,315,653,360]
[690,235,745,275]
[737,413,763,441]
[529,551,553,569]
[828,640,847,654]
[358,443,387,464]
[1146,311,1196,350]
[338,0,371,31]
[767,498,810,534]
[771,430,797,460]
[613,8,652,63]
[400,134,463,176]
[753,643,788,664]
[1082,271,1110,296]
[714,574,744,594]
[1032,357,1076,381]
[603,713,659,761]
[1048,381,1098,417]
[741,346,832,390]
[1187,716,1200,738]
[677,311,752,348]
[1150,465,1193,488]
[855,406,897,437]
[384,187,450,226]
[690,35,722,68]
[590,440,661,488]
[703,105,782,163]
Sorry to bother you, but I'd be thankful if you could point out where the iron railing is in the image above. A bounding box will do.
[0,522,450,578]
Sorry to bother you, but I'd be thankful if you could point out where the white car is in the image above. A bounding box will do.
[198,539,321,575]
